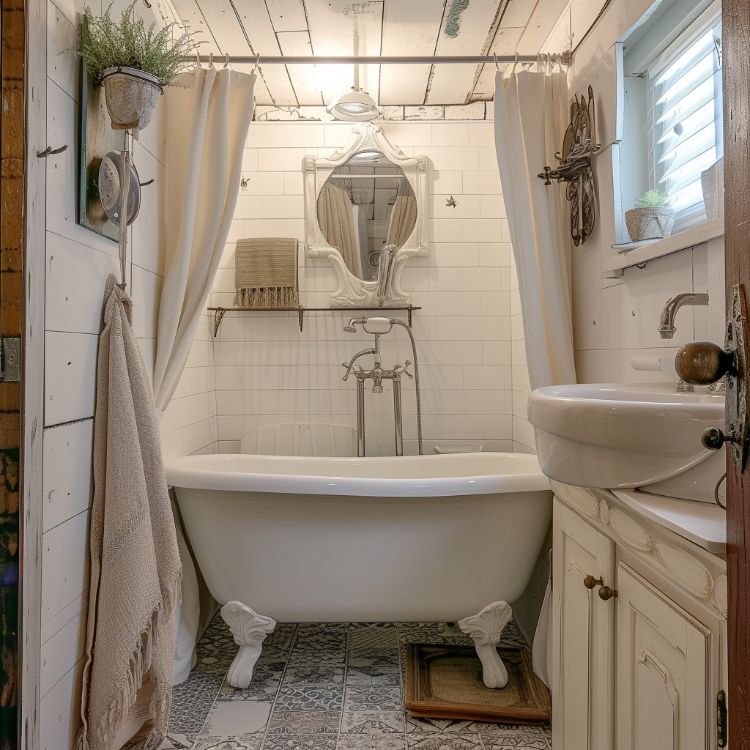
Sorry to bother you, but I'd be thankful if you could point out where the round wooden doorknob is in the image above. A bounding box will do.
[598,586,618,601]
[583,575,602,590]
[674,342,734,385]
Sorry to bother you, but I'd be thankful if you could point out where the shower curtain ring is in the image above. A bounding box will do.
[208,52,214,68]
[493,53,499,70]
[252,52,260,75]
[511,52,519,76]
[224,52,230,68]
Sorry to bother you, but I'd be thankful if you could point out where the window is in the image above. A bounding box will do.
[648,18,722,229]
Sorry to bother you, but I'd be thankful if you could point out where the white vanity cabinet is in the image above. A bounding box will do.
[551,483,728,750]
[552,501,615,749]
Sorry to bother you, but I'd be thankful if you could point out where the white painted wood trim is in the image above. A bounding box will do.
[303,122,429,307]
[22,0,48,744]
[603,219,724,277]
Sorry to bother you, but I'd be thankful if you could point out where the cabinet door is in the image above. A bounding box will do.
[616,564,712,750]
[552,500,616,750]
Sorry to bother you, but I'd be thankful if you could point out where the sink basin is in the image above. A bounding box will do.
[527,383,725,503]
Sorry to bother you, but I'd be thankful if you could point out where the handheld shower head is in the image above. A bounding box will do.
[343,317,394,334]
[343,318,360,334]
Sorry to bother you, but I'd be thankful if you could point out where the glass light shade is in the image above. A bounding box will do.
[326,88,381,122]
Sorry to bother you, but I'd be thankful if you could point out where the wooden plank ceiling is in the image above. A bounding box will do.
[172,0,573,107]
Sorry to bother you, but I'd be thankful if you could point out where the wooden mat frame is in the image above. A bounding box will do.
[404,644,550,724]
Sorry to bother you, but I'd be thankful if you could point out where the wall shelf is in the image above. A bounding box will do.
[207,305,422,337]
[602,219,724,278]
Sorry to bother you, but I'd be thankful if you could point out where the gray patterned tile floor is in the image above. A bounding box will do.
[161,615,551,750]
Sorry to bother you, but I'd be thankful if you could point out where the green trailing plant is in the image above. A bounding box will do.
[79,2,197,86]
[635,190,671,208]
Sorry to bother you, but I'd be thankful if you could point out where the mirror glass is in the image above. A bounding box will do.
[317,150,417,281]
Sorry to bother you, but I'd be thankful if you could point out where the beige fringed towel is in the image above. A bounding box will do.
[78,275,182,750]
[234,237,299,308]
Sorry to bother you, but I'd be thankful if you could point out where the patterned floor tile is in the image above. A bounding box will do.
[406,717,482,734]
[167,616,549,750]
[406,733,483,749]
[275,685,345,710]
[349,628,399,651]
[157,734,195,749]
[344,686,402,712]
[345,666,401,687]
[266,710,341,735]
[336,735,406,749]
[201,701,272,736]
[282,665,346,686]
[195,735,264,750]
[340,710,405,734]
[262,735,339,749]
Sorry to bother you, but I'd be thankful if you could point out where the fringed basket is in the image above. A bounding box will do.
[101,66,163,132]
[624,206,675,242]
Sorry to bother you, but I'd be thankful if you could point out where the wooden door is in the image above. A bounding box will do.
[552,500,616,750]
[616,564,711,750]
[722,1,750,745]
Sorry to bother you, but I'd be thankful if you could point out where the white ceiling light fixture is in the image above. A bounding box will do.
[327,87,381,121]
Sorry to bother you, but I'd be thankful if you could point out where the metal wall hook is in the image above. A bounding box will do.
[139,178,155,187]
[36,144,68,158]
[143,0,152,8]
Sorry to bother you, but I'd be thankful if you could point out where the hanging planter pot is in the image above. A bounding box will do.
[100,66,163,132]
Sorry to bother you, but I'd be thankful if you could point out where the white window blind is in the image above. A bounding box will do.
[648,20,722,227]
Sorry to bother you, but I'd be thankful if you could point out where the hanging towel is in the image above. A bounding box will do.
[234,238,299,308]
[78,274,182,750]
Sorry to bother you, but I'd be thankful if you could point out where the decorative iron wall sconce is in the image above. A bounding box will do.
[538,85,601,246]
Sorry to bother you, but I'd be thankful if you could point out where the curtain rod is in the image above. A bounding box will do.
[193,53,571,66]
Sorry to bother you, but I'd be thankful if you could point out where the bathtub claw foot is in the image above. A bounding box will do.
[220,601,277,688]
[458,601,513,689]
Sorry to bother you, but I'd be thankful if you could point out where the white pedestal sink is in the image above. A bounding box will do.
[528,383,725,503]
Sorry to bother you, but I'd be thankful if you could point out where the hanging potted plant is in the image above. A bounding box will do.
[624,190,676,242]
[79,3,196,132]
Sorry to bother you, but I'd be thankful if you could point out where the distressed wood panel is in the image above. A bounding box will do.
[304,0,383,107]
[266,0,308,32]
[379,1,446,105]
[428,0,503,105]
[217,0,296,105]
[42,422,93,534]
[277,31,324,106]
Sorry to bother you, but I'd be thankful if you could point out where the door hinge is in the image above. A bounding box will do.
[717,689,728,748]
[0,337,21,383]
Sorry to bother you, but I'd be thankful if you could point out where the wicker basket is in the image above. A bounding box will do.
[101,66,163,132]
[624,206,675,242]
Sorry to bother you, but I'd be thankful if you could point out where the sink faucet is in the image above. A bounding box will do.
[658,292,709,339]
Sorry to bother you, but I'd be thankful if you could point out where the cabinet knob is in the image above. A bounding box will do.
[583,575,602,590]
[675,342,734,385]
[598,585,618,601]
[701,427,740,451]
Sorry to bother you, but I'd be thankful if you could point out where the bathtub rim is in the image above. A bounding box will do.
[165,451,551,498]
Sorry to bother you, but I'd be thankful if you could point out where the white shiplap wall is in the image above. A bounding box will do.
[39,0,205,745]
[195,119,530,455]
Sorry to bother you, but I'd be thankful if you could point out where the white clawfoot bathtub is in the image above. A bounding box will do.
[167,452,552,622]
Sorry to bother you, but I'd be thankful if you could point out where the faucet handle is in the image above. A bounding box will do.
[397,360,414,380]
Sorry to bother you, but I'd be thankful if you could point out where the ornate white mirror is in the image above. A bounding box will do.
[304,123,428,307]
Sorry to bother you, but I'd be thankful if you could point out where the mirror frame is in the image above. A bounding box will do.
[304,123,429,307]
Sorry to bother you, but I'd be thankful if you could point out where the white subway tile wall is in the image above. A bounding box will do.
[199,120,529,456]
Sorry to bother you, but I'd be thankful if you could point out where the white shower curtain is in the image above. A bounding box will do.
[494,69,576,390]
[154,65,255,684]
[494,68,577,690]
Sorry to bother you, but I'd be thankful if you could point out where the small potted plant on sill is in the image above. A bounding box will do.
[79,2,196,132]
[625,190,675,242]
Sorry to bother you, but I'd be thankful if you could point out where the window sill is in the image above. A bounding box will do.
[602,218,724,278]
